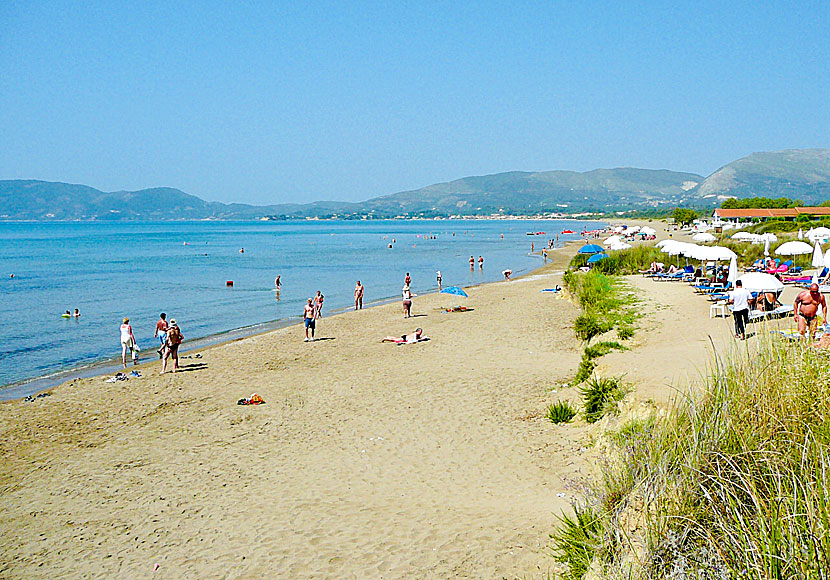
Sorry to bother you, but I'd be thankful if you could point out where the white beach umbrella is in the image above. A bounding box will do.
[700,246,738,261]
[603,235,622,246]
[799,229,804,239]
[627,226,641,233]
[731,231,756,240]
[759,233,778,243]
[611,242,633,250]
[823,249,830,268]
[737,272,784,293]
[764,239,770,257]
[813,241,825,268]
[692,232,716,243]
[727,256,738,286]
[775,241,813,256]
[808,227,830,241]
[640,226,656,236]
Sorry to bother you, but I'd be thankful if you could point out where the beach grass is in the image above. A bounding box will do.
[580,376,625,424]
[552,336,830,578]
[546,401,577,424]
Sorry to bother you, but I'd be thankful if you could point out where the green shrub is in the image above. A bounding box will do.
[584,341,625,360]
[546,401,577,424]
[574,313,609,343]
[573,357,596,385]
[550,505,604,580]
[580,376,625,423]
[616,326,634,340]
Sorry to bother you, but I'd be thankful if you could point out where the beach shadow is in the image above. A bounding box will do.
[310,337,336,342]
[176,363,208,373]
[408,314,428,318]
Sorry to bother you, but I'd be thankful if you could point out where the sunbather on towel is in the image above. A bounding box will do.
[382,328,427,344]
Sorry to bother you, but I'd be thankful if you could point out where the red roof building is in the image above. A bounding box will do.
[713,207,830,221]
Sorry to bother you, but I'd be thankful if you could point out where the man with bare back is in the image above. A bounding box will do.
[794,283,827,340]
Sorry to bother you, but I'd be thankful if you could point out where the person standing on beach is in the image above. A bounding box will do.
[794,283,827,340]
[727,280,752,340]
[436,270,442,290]
[402,285,413,318]
[304,298,316,341]
[314,292,324,318]
[154,312,169,358]
[120,317,138,368]
[354,281,364,310]
[161,319,183,373]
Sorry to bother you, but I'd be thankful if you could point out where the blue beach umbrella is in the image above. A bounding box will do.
[587,253,608,263]
[440,286,468,298]
[578,244,603,254]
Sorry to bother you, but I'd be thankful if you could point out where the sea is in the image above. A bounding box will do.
[0,219,599,398]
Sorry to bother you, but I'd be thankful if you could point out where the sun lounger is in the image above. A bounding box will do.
[749,305,793,322]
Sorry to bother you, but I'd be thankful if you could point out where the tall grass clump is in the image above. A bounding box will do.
[547,401,577,424]
[580,376,626,423]
[569,245,665,275]
[550,505,605,580]
[553,337,830,579]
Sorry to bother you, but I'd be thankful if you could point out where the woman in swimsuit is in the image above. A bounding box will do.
[402,285,412,318]
[120,317,138,368]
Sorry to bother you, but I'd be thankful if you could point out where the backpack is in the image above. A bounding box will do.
[167,326,183,346]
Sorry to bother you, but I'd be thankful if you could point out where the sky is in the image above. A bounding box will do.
[1,1,828,205]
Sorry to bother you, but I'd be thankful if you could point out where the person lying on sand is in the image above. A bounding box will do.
[382,328,427,344]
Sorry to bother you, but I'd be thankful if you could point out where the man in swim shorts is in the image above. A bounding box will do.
[155,312,168,358]
[794,283,827,340]
[304,298,316,342]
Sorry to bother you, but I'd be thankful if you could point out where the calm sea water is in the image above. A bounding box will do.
[0,219,597,392]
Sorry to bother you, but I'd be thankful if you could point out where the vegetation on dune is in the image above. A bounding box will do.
[580,376,626,424]
[569,245,665,276]
[546,401,577,424]
[551,338,830,578]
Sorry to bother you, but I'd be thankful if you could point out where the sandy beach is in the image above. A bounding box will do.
[0,224,808,579]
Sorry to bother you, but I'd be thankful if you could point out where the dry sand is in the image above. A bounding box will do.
[0,224,808,579]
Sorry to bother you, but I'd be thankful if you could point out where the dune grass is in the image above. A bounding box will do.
[547,401,577,424]
[551,337,830,578]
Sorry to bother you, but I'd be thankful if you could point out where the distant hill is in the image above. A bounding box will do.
[1,149,828,220]
[361,168,704,216]
[693,149,830,204]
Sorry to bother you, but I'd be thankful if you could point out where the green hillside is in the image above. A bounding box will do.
[694,149,830,204]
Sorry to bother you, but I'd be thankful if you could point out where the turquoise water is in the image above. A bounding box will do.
[0,219,596,392]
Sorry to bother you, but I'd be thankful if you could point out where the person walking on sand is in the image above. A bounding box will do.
[154,312,169,358]
[314,292,324,319]
[354,280,364,310]
[161,319,183,374]
[303,298,316,342]
[794,283,827,340]
[402,284,413,318]
[727,280,752,340]
[120,317,138,368]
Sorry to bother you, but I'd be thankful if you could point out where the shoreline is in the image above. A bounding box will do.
[1,254,559,402]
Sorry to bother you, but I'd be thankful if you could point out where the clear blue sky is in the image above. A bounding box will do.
[1,1,827,205]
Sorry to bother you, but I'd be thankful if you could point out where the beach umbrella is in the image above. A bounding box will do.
[737,272,784,293]
[587,253,608,263]
[727,256,738,286]
[764,239,770,257]
[440,286,468,298]
[610,242,632,250]
[775,241,813,256]
[578,244,603,254]
[808,227,830,241]
[731,231,756,240]
[813,241,825,268]
[692,232,716,243]
[640,226,656,236]
[698,246,737,261]
[603,235,622,246]
[759,233,778,243]
[823,249,830,268]
[799,229,804,239]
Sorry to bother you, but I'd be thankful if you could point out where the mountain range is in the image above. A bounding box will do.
[2,148,828,220]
